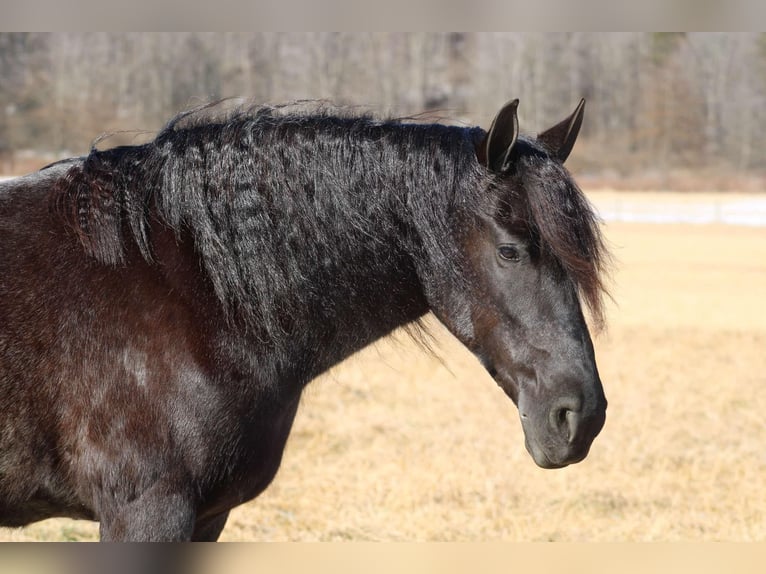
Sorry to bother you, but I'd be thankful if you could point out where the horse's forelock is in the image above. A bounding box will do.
[517,153,610,328]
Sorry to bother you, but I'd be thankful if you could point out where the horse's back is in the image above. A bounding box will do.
[0,158,81,198]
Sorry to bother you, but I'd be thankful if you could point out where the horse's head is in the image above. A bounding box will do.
[434,99,608,469]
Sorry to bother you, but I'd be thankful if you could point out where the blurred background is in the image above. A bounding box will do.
[1,32,765,189]
[0,32,764,542]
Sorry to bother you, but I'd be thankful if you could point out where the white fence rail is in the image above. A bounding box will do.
[588,195,766,227]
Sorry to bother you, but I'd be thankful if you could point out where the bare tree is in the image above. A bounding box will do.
[1,32,765,175]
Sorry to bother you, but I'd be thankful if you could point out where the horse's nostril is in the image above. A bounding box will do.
[565,410,580,443]
[554,406,569,431]
[551,403,581,444]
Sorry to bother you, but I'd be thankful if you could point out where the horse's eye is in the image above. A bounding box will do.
[497,244,521,262]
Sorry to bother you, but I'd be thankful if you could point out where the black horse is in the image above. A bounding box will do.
[0,99,608,541]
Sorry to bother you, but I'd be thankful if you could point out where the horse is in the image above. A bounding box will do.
[0,98,609,541]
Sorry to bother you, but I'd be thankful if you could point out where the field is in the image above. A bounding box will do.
[2,191,765,541]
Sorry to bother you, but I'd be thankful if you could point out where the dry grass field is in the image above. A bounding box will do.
[2,191,765,542]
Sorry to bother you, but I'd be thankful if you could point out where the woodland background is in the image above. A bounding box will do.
[1,32,765,186]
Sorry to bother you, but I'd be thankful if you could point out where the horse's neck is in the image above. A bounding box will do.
[286,239,430,380]
[189,200,431,386]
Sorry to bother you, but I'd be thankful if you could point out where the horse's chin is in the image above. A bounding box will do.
[523,435,579,469]
[520,413,596,469]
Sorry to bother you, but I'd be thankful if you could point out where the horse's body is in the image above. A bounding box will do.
[0,100,608,541]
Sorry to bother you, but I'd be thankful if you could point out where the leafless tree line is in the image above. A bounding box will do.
[1,33,764,174]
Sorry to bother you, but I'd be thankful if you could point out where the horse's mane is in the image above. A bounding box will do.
[51,100,608,338]
[52,101,488,342]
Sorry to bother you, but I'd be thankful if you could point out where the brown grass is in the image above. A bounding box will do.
[2,192,766,541]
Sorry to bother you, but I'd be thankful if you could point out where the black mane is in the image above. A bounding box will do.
[53,102,488,346]
[52,101,607,344]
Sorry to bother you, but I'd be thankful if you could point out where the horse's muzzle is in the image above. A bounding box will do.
[519,390,607,469]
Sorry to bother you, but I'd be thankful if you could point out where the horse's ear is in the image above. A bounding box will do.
[478,99,519,173]
[537,98,585,163]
